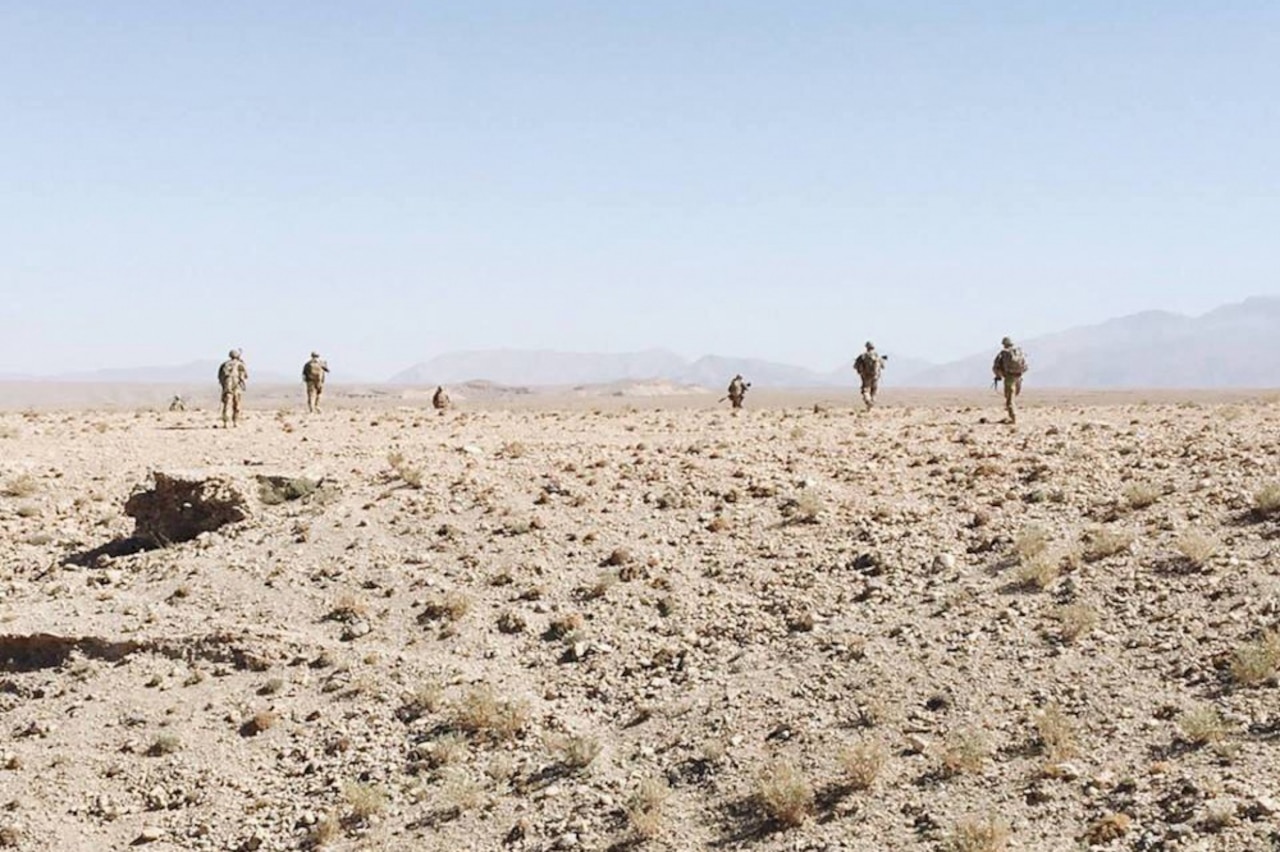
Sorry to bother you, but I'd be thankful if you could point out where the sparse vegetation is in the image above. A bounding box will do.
[756,760,814,827]
[1085,812,1132,844]
[838,739,888,790]
[546,732,601,772]
[627,777,670,840]
[1034,704,1077,763]
[1,474,39,498]
[1053,603,1099,643]
[1013,524,1051,562]
[453,686,529,741]
[949,815,1010,852]
[420,591,471,623]
[1123,482,1161,509]
[1229,630,1280,686]
[1253,482,1280,517]
[387,450,424,489]
[1175,529,1219,567]
[341,780,387,821]
[1178,704,1231,746]
[1082,526,1134,562]
[148,733,182,756]
[941,729,990,776]
[1013,551,1061,590]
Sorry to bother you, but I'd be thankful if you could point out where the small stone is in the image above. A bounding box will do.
[341,620,371,641]
[905,734,930,754]
[136,825,164,843]
[933,554,956,572]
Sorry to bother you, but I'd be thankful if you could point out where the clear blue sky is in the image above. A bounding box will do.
[3,2,1277,379]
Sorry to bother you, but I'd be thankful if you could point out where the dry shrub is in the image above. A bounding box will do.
[839,739,888,790]
[1,474,39,498]
[950,815,1010,852]
[941,729,989,776]
[387,450,424,489]
[1054,603,1098,643]
[1179,704,1231,746]
[756,760,814,827]
[546,732,601,772]
[1085,812,1131,844]
[543,612,584,642]
[585,570,619,600]
[1175,529,1219,567]
[1083,526,1134,562]
[1034,704,1077,763]
[1013,551,1060,591]
[341,781,387,821]
[306,815,340,848]
[453,686,529,741]
[242,710,277,736]
[1229,631,1280,686]
[1253,483,1280,517]
[421,592,470,623]
[440,767,483,813]
[1123,483,1161,510]
[498,441,527,459]
[627,777,670,840]
[328,593,367,622]
[1013,525,1051,562]
[148,733,182,756]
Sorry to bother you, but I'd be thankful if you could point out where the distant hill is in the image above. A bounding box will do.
[389,349,926,388]
[50,360,294,385]
[907,297,1280,388]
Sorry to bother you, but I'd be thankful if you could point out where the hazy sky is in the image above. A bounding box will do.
[4,2,1277,379]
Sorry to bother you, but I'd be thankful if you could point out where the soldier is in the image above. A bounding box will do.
[853,341,887,411]
[432,385,451,413]
[302,351,330,413]
[991,336,1028,424]
[168,395,186,412]
[217,349,248,428]
[726,374,750,410]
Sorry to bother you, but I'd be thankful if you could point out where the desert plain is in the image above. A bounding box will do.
[1,385,1280,851]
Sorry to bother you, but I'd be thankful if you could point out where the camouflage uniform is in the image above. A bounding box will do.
[217,350,248,428]
[991,337,1026,423]
[853,342,885,410]
[168,395,186,412]
[302,352,329,413]
[727,375,749,410]
[432,386,451,412]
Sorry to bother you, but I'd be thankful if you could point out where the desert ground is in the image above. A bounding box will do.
[2,385,1280,851]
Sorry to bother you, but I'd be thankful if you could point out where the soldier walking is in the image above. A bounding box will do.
[991,337,1028,424]
[726,374,750,410]
[853,341,886,411]
[217,349,248,428]
[432,385,451,412]
[302,351,330,413]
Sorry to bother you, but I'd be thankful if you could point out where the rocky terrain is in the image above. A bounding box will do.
[1,391,1279,851]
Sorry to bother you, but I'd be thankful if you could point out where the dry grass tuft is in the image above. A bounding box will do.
[1178,704,1231,746]
[627,777,671,840]
[1012,525,1051,562]
[453,686,529,741]
[327,593,367,622]
[1123,483,1161,510]
[941,729,990,776]
[949,815,1010,852]
[241,710,278,737]
[1082,526,1134,562]
[1229,631,1280,686]
[756,760,814,828]
[387,450,424,489]
[421,592,471,623]
[148,733,182,756]
[1053,603,1099,643]
[1034,704,1077,763]
[838,739,888,791]
[1175,529,1219,567]
[1085,812,1131,844]
[1253,483,1280,517]
[1,474,39,498]
[341,780,387,821]
[1013,551,1061,590]
[546,732,601,772]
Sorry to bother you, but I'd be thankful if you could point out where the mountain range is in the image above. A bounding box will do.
[5,297,1279,389]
